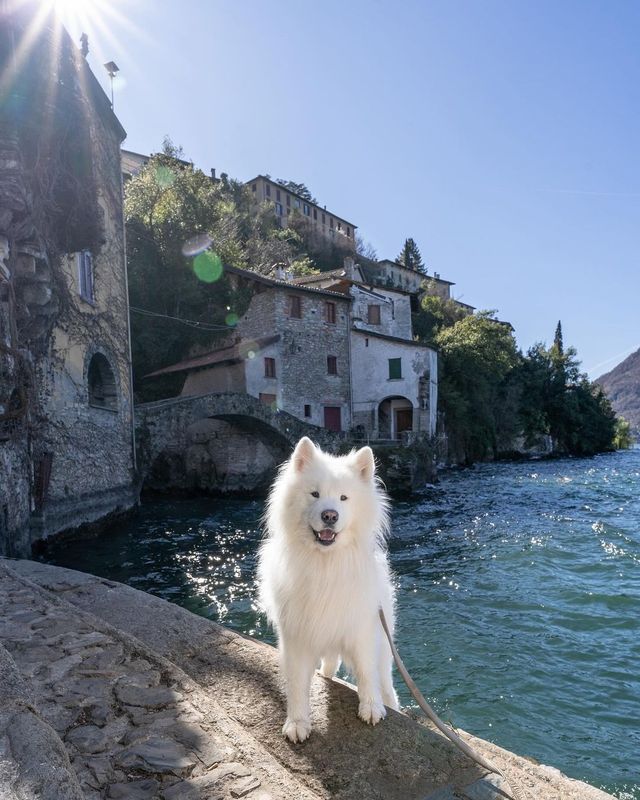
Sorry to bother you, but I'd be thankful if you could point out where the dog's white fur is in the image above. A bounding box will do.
[257,436,398,743]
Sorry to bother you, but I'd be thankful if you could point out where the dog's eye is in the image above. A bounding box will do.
[340,495,348,501]
[311,491,320,498]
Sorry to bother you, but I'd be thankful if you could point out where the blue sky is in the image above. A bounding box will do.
[66,0,640,377]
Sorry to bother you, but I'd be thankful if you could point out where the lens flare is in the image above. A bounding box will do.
[225,312,239,327]
[182,233,213,257]
[238,340,259,360]
[193,251,223,283]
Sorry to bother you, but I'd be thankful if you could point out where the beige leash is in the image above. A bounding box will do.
[379,609,525,800]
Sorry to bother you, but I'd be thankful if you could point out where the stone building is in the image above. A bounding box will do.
[0,7,137,555]
[146,266,353,432]
[293,261,438,439]
[246,175,357,252]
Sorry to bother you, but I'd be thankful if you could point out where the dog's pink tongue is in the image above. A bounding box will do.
[318,529,335,541]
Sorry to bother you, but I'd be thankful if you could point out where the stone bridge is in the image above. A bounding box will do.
[135,392,344,495]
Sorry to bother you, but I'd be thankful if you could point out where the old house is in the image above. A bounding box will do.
[247,175,357,253]
[146,266,353,432]
[0,7,136,555]
[293,260,438,439]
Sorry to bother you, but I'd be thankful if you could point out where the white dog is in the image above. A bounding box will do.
[257,436,398,743]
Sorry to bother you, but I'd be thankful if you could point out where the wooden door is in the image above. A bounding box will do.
[395,408,413,438]
[323,406,342,432]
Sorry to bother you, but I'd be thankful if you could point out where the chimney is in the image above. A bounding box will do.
[210,168,216,180]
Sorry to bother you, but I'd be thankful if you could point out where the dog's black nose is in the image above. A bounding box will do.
[321,509,339,525]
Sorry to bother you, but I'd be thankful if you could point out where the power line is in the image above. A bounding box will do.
[129,306,235,332]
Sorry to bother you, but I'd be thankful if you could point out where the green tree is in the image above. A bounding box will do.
[613,417,634,449]
[412,293,467,345]
[275,178,317,204]
[397,238,425,273]
[125,142,299,400]
[435,312,521,463]
[518,329,616,455]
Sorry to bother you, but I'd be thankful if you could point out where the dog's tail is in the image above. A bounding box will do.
[379,608,525,800]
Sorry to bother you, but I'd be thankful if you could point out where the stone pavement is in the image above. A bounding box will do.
[0,558,617,800]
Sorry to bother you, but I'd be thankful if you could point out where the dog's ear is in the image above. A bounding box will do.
[353,446,375,482]
[292,437,316,473]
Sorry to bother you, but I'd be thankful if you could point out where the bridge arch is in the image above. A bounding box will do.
[135,392,342,495]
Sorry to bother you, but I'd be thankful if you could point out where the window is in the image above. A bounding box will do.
[275,202,283,215]
[327,356,337,375]
[265,183,271,197]
[313,209,317,220]
[324,302,336,324]
[294,198,301,209]
[303,203,310,216]
[329,217,334,228]
[88,353,117,410]
[264,357,276,378]
[347,226,351,237]
[337,222,342,231]
[276,189,281,201]
[78,250,94,303]
[288,295,302,318]
[304,404,311,418]
[368,304,381,324]
[251,184,256,192]
[388,358,402,380]
[365,337,369,347]
[286,194,291,207]
[322,213,325,224]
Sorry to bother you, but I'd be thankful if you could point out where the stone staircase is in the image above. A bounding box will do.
[0,559,616,800]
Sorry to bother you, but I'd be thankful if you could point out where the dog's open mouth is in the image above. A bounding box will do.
[312,527,338,546]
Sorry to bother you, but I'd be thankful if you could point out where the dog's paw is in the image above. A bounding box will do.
[282,717,311,743]
[358,698,387,726]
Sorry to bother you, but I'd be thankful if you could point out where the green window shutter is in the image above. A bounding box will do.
[388,358,402,379]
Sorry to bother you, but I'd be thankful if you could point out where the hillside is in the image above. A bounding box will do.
[597,348,640,435]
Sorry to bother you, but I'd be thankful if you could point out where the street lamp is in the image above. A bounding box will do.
[103,61,119,108]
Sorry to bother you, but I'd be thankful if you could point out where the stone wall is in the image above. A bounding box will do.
[350,284,413,340]
[135,392,344,496]
[227,284,352,431]
[0,9,137,555]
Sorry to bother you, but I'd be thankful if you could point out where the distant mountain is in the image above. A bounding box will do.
[597,348,640,435]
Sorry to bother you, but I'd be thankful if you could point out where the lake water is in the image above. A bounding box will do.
[43,448,640,798]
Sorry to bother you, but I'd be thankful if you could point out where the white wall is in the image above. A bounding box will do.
[350,331,437,436]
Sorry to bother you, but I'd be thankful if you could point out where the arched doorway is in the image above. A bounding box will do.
[377,396,413,440]
[87,353,118,410]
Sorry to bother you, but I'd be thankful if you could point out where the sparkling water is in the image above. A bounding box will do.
[43,448,640,798]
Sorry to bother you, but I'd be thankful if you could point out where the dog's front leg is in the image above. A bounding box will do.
[351,627,387,726]
[281,641,315,743]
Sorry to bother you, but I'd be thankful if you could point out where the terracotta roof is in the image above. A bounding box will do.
[144,335,280,378]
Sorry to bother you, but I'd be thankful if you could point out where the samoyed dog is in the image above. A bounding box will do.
[257,436,398,743]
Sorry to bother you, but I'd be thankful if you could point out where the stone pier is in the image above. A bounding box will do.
[0,559,616,800]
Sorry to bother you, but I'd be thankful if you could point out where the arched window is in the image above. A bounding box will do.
[88,353,117,410]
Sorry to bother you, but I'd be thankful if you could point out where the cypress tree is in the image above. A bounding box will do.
[397,237,426,273]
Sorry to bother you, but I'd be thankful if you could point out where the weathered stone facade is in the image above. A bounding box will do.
[0,7,136,555]
[150,267,353,433]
